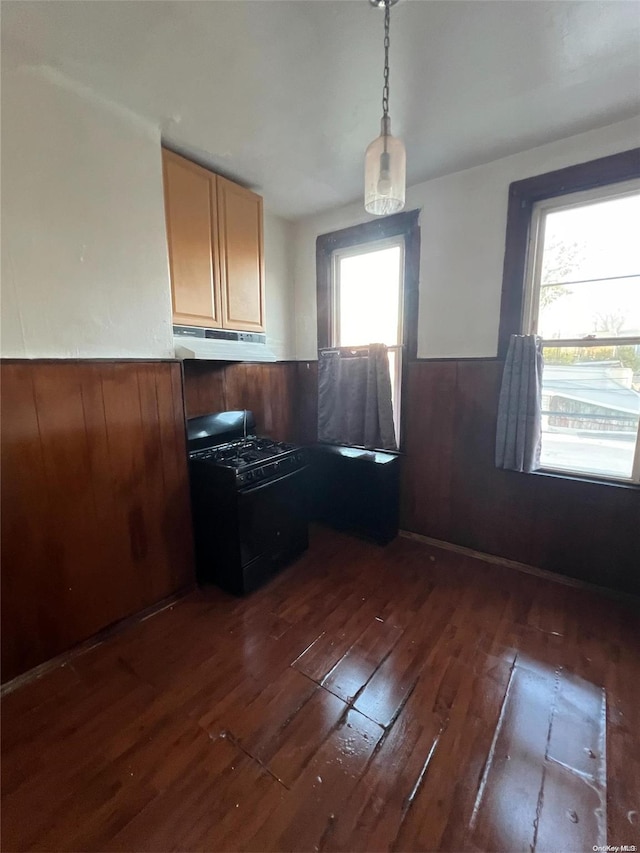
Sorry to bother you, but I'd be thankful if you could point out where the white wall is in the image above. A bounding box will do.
[293,116,640,360]
[1,60,175,358]
[1,58,297,361]
[263,213,295,361]
[3,55,635,363]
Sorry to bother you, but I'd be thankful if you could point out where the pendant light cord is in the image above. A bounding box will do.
[382,0,390,120]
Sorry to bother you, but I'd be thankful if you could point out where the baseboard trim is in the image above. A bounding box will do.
[0,586,196,697]
[398,530,638,603]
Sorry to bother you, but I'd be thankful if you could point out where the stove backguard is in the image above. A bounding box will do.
[187,410,256,452]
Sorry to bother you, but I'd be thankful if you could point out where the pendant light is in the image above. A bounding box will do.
[364,0,406,216]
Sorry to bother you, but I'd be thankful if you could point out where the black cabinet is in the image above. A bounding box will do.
[307,444,401,545]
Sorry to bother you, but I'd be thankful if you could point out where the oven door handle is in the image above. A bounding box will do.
[239,465,308,495]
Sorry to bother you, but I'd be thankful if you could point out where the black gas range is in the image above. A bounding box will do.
[190,435,306,489]
[187,411,309,595]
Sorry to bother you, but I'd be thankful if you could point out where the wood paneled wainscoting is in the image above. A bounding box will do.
[182,360,299,442]
[294,358,640,597]
[1,360,195,683]
[401,360,640,596]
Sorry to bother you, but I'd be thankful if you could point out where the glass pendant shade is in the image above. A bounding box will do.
[364,116,406,216]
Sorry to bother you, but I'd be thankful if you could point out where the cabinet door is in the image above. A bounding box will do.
[162,149,221,328]
[217,177,265,332]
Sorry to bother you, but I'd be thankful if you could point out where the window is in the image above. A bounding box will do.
[524,182,640,482]
[504,152,640,485]
[332,239,404,438]
[316,210,420,448]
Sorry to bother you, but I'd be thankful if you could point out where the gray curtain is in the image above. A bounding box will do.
[495,334,543,473]
[318,343,397,450]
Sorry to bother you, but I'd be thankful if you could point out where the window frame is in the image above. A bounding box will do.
[522,178,640,340]
[498,147,640,486]
[498,147,640,358]
[316,210,421,450]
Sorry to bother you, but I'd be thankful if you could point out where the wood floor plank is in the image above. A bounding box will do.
[106,734,286,853]
[2,675,159,848]
[321,616,404,703]
[1,665,158,801]
[387,648,515,852]
[352,586,456,727]
[292,593,390,684]
[603,613,640,846]
[247,708,385,852]
[465,659,562,853]
[325,708,444,852]
[546,670,606,781]
[533,761,605,853]
[267,687,348,788]
[200,665,317,747]
[2,525,638,852]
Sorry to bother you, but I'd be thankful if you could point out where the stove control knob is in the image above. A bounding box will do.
[246,470,254,481]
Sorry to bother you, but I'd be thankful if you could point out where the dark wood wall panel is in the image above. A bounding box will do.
[182,362,226,420]
[447,361,538,560]
[403,360,640,595]
[401,361,457,542]
[182,361,298,442]
[292,359,639,596]
[1,361,195,682]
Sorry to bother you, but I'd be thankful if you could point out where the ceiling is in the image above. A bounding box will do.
[2,1,640,219]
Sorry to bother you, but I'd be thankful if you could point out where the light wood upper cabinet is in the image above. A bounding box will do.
[217,177,265,332]
[162,150,221,328]
[162,149,265,333]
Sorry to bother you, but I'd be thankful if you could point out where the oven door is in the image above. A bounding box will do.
[237,466,309,574]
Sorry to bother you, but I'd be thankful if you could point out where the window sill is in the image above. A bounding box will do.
[313,441,403,459]
[530,468,640,491]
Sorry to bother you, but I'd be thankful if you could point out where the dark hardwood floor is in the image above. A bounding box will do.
[2,526,638,852]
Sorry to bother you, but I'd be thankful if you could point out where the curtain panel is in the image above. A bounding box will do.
[495,334,543,473]
[317,344,397,451]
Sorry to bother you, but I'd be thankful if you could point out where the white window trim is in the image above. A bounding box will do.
[522,178,640,485]
[330,236,405,443]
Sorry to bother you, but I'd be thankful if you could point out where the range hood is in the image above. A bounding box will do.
[173,326,277,363]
